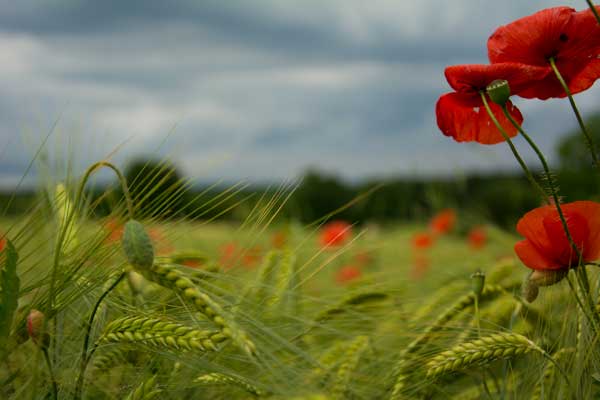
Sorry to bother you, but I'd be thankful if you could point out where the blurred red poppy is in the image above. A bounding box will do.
[219,242,238,270]
[271,231,287,249]
[242,245,262,269]
[354,250,374,267]
[468,226,487,249]
[320,221,352,248]
[436,63,548,144]
[182,259,203,268]
[488,6,600,99]
[514,201,600,270]
[104,218,124,243]
[430,209,456,235]
[412,232,434,250]
[411,254,430,280]
[0,236,6,252]
[335,265,362,285]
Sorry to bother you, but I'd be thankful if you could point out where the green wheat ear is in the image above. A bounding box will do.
[122,220,155,270]
[194,372,266,397]
[124,375,162,400]
[425,332,543,379]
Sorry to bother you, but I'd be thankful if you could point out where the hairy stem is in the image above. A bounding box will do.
[42,348,58,400]
[586,0,600,26]
[479,92,548,202]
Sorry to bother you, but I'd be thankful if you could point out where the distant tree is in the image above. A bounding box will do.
[557,114,600,171]
[124,157,187,219]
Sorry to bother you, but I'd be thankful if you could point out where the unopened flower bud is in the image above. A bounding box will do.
[471,269,485,297]
[529,269,567,287]
[27,309,49,348]
[486,79,511,105]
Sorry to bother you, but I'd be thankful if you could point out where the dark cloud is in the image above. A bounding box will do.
[0,0,592,186]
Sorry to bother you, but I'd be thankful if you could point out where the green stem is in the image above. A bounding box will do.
[479,92,549,203]
[42,348,58,400]
[549,57,600,168]
[46,161,134,360]
[586,0,600,26]
[73,272,126,400]
[501,107,599,323]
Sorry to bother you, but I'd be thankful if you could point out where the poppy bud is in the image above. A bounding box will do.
[471,269,485,297]
[522,280,539,303]
[486,79,511,105]
[122,220,155,270]
[528,269,567,287]
[27,309,49,349]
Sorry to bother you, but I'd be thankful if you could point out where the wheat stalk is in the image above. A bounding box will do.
[98,316,227,352]
[194,372,266,397]
[389,284,508,398]
[425,332,543,379]
[135,263,257,356]
[93,347,131,371]
[331,335,370,399]
[124,375,162,400]
[531,347,574,400]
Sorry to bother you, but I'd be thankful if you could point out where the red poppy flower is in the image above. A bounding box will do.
[412,232,434,250]
[0,236,6,252]
[488,6,600,99]
[436,63,549,144]
[319,220,352,248]
[335,265,362,285]
[182,259,203,268]
[514,201,600,270]
[354,250,374,267]
[430,209,457,235]
[468,226,487,249]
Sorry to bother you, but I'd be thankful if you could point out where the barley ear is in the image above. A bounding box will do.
[194,372,266,397]
[124,375,162,400]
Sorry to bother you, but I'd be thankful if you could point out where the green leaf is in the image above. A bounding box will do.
[0,240,19,354]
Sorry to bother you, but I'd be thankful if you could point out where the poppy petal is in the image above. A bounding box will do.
[515,239,563,270]
[516,205,555,253]
[435,92,521,145]
[445,63,550,95]
[564,201,600,262]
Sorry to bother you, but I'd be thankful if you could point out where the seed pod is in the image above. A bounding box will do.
[122,220,154,269]
[471,269,485,297]
[528,269,567,287]
[486,79,511,105]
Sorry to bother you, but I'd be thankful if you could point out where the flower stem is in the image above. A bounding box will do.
[73,272,126,400]
[479,92,549,203]
[549,57,600,169]
[501,106,599,325]
[42,348,58,400]
[586,0,600,26]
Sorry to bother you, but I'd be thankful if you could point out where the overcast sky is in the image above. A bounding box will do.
[0,0,597,187]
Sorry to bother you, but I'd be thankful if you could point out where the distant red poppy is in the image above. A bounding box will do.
[468,226,487,249]
[436,63,549,144]
[271,231,287,249]
[335,265,362,284]
[104,218,124,243]
[430,209,457,235]
[488,6,600,99]
[0,237,6,252]
[412,232,434,250]
[242,245,262,269]
[320,221,352,248]
[354,250,374,267]
[182,259,203,268]
[147,227,174,256]
[411,254,430,280]
[514,201,600,270]
[219,242,238,270]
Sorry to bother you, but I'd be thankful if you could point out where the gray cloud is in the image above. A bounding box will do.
[0,0,593,188]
